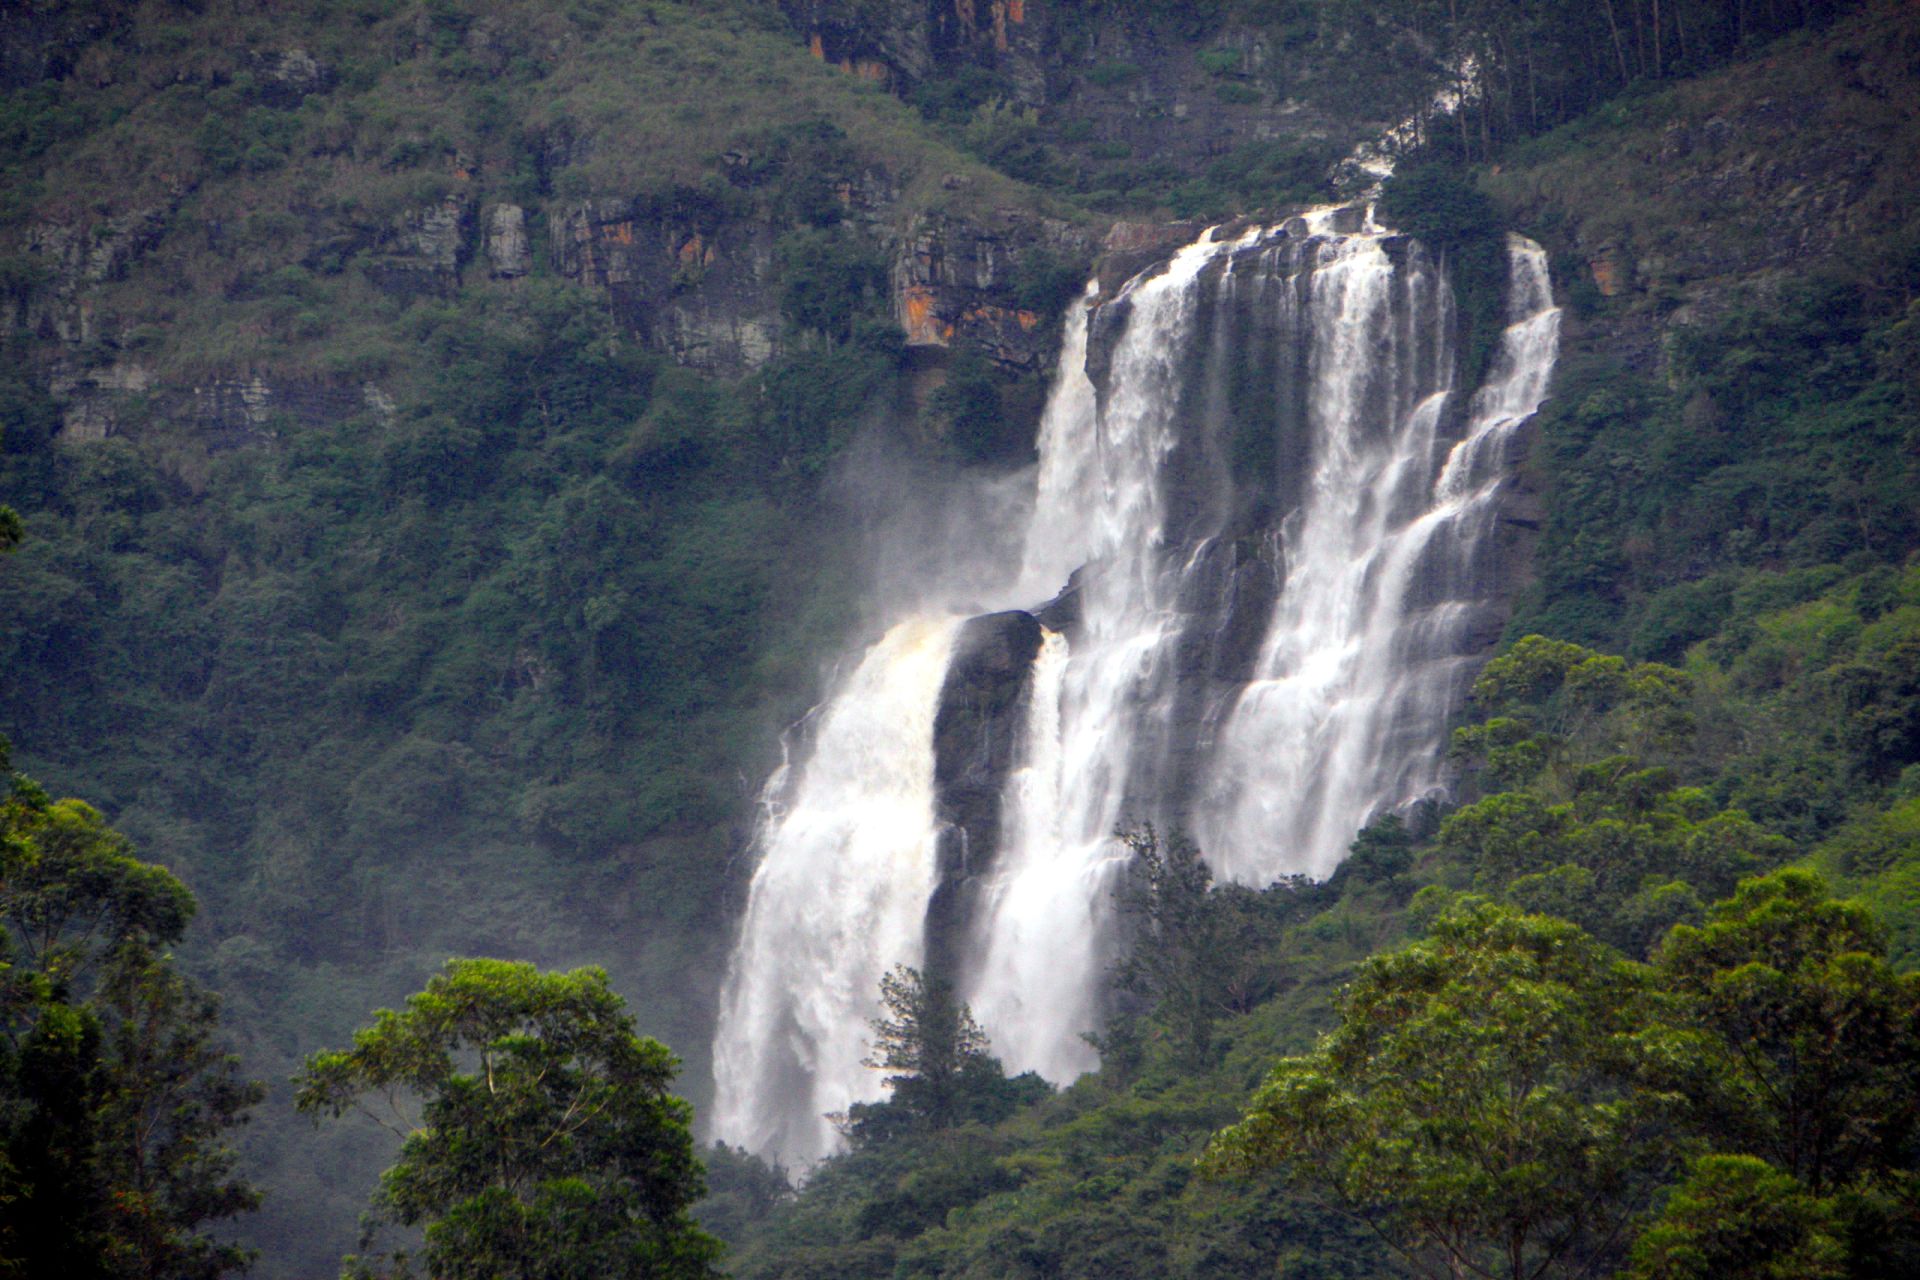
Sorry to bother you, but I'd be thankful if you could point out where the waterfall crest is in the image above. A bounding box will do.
[712,211,1561,1170]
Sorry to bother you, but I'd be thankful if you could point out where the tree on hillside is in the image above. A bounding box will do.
[1113,825,1289,1066]
[0,742,261,1279]
[1650,869,1920,1194]
[1205,899,1675,1280]
[842,965,1044,1146]
[295,959,721,1280]
[1210,870,1920,1279]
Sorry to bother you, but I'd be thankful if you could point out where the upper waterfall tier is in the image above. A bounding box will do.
[712,209,1562,1172]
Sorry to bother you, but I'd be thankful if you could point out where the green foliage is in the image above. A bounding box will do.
[1653,870,1920,1193]
[1084,62,1143,89]
[1509,272,1920,659]
[1196,48,1242,78]
[910,66,1012,129]
[0,262,869,1270]
[1203,138,1336,210]
[1112,826,1290,1066]
[693,1143,791,1245]
[843,965,1044,1146]
[1440,636,1806,952]
[1377,0,1871,157]
[776,228,887,343]
[0,751,260,1279]
[1212,871,1920,1279]
[1004,248,1088,316]
[295,959,722,1280]
[1,5,1916,1278]
[1207,900,1668,1280]
[1625,1154,1845,1280]
[927,353,1032,467]
[1379,162,1507,384]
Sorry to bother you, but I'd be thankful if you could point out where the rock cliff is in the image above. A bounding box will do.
[925,608,1044,984]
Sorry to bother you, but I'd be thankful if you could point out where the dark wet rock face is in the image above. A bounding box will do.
[925,609,1044,984]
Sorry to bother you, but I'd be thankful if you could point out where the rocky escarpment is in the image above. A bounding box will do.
[896,203,1097,369]
[47,364,391,448]
[783,0,1437,189]
[12,163,1098,444]
[0,0,1471,458]
[785,0,1051,104]
[550,195,784,372]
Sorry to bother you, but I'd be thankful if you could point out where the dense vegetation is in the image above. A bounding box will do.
[0,243,898,1270]
[0,741,260,1280]
[2,0,1917,1275]
[0,3,994,1266]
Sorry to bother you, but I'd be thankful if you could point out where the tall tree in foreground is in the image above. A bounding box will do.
[295,959,721,1280]
[0,741,261,1279]
[1205,899,1674,1280]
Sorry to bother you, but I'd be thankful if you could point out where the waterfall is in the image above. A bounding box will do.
[711,210,1561,1170]
[709,617,962,1168]
[1194,232,1561,883]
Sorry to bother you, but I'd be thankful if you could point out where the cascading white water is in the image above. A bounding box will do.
[959,628,1082,1079]
[709,617,961,1168]
[961,227,1268,1081]
[711,211,1561,1171]
[1197,232,1560,881]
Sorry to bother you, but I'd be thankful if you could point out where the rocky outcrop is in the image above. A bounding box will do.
[19,206,172,343]
[0,5,121,90]
[894,207,1097,370]
[49,363,390,446]
[780,1,1431,192]
[550,196,782,372]
[924,609,1044,983]
[1484,2,1919,372]
[785,0,1049,104]
[483,203,531,278]
[248,48,336,107]
[364,196,472,299]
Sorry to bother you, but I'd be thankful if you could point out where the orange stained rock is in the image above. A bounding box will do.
[952,303,1035,337]
[1590,256,1622,296]
[809,32,825,60]
[677,233,706,264]
[901,285,953,344]
[993,0,1008,50]
[1010,0,1024,22]
[606,221,636,246]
